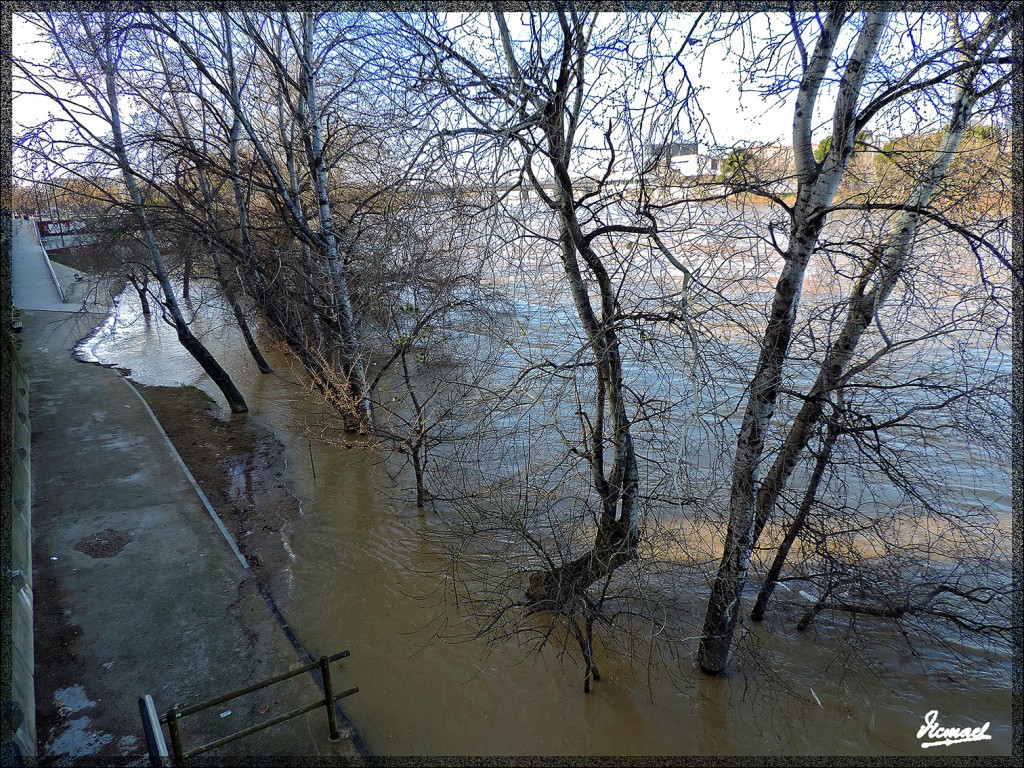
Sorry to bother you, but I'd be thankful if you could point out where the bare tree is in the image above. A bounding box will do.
[696,6,1013,673]
[143,10,379,426]
[15,10,250,412]
[386,9,722,688]
[130,25,274,373]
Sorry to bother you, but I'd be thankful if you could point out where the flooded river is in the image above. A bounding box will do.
[77,280,1013,756]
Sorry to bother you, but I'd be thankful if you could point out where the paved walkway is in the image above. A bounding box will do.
[11,219,105,313]
[14,220,361,763]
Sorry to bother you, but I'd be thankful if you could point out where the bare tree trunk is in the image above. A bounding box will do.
[525,39,640,604]
[151,31,274,379]
[269,51,325,357]
[699,9,889,673]
[700,7,994,672]
[751,422,838,621]
[399,346,429,509]
[181,249,192,300]
[129,272,151,316]
[298,12,372,427]
[144,11,369,424]
[211,249,273,374]
[568,613,601,694]
[750,44,980,587]
[94,14,248,413]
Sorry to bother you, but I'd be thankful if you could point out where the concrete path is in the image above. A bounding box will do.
[17,309,360,757]
[11,219,105,313]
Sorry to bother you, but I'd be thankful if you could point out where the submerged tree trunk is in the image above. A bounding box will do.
[181,249,192,300]
[699,7,994,672]
[526,521,636,607]
[399,346,429,510]
[299,12,372,428]
[149,29,274,380]
[211,249,272,374]
[524,94,640,609]
[129,272,150,316]
[158,9,371,427]
[699,9,889,674]
[751,422,839,622]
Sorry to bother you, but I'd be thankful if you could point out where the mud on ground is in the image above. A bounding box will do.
[133,383,301,584]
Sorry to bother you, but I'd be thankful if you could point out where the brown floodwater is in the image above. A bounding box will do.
[77,281,1013,756]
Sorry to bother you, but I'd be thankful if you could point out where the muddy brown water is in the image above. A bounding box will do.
[76,281,1012,756]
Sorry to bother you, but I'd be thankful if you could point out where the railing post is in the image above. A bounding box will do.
[319,656,340,741]
[141,650,355,759]
[166,706,186,766]
[138,695,169,767]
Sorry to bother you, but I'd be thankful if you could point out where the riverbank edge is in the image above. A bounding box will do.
[26,242,370,760]
[108,359,371,761]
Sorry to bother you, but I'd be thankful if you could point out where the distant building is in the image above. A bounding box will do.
[645,141,719,178]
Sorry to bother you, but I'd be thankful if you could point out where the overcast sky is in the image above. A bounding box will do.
[13,10,981,166]
[10,11,809,151]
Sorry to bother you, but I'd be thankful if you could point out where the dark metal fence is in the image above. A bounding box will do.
[139,650,357,766]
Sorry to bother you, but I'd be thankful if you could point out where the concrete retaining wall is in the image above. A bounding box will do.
[9,362,36,760]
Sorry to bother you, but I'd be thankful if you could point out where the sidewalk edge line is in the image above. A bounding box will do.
[118,376,252,572]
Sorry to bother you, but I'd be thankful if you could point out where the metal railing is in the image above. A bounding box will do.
[30,220,68,303]
[139,650,357,766]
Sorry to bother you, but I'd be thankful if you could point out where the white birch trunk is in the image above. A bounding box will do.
[699,10,890,673]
